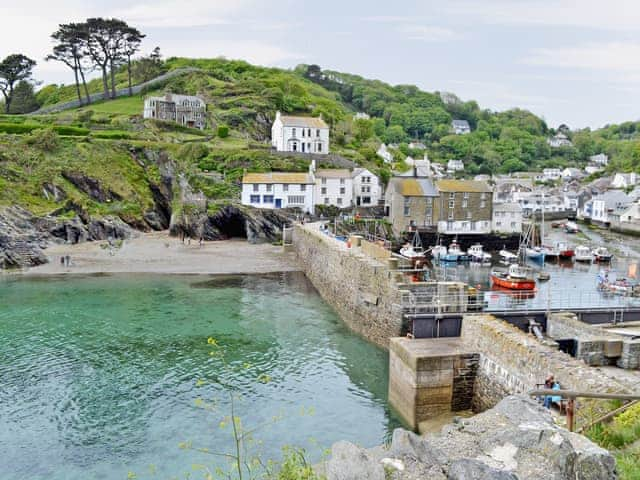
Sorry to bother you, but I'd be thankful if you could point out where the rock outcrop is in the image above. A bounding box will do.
[323,396,616,480]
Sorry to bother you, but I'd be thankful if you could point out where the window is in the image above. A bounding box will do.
[449,192,455,200]
[292,128,296,137]
[302,143,305,153]
[511,222,517,228]
[480,193,487,200]
[283,184,288,192]
[463,192,469,199]
[292,142,297,152]
[480,201,486,208]
[340,178,345,185]
[250,195,260,203]
[466,211,472,219]
[404,198,410,216]
[340,187,345,194]
[308,128,311,136]
[253,184,259,192]
[302,129,305,137]
[462,222,468,230]
[324,197,329,204]
[300,184,306,191]
[263,195,274,203]
[447,220,454,230]
[288,195,305,204]
[496,221,502,226]
[426,207,432,216]
[316,129,320,137]
[363,196,371,204]
[425,216,432,224]
[321,187,327,194]
[426,197,433,205]
[449,200,455,209]
[317,143,322,152]
[337,198,342,205]
[448,211,454,220]
[266,184,272,192]
[462,200,468,208]
[362,186,370,193]
[321,178,327,184]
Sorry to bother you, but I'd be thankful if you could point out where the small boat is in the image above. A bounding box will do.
[551,221,563,228]
[442,241,467,262]
[574,245,592,262]
[490,264,536,290]
[430,244,448,260]
[400,232,427,260]
[593,246,613,262]
[537,271,551,281]
[564,221,579,233]
[526,246,545,261]
[468,244,492,263]
[499,249,518,263]
[556,241,574,259]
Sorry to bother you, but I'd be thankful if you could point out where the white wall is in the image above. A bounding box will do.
[492,209,523,233]
[271,116,330,154]
[241,183,314,213]
[352,170,382,206]
[437,220,491,234]
[314,177,353,208]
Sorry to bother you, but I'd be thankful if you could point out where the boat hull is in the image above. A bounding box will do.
[490,274,536,290]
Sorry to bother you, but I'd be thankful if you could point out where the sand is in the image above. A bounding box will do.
[22,232,299,275]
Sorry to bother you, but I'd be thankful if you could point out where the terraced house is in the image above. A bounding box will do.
[385,175,439,236]
[435,180,493,234]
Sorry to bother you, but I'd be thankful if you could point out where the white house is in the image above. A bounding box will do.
[590,153,609,166]
[447,159,464,173]
[143,93,206,129]
[408,141,426,150]
[314,169,353,208]
[241,170,315,213]
[377,143,394,164]
[492,202,523,234]
[542,168,562,181]
[353,112,370,120]
[585,190,631,225]
[561,168,583,180]
[563,192,579,211]
[516,191,565,216]
[451,119,471,135]
[585,165,604,175]
[352,168,382,207]
[271,111,329,154]
[612,172,639,189]
[547,132,572,148]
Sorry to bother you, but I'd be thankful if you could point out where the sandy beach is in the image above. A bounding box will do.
[22,232,299,275]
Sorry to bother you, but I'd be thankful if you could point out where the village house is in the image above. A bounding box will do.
[561,167,583,181]
[547,132,573,148]
[402,156,433,178]
[447,159,464,174]
[314,169,353,208]
[435,180,492,234]
[352,168,382,207]
[563,191,580,212]
[612,172,639,189]
[143,93,206,129]
[493,179,533,204]
[583,190,631,226]
[585,164,604,175]
[516,191,565,217]
[353,112,370,120]
[492,202,523,234]
[385,174,439,236]
[271,111,330,154]
[408,141,427,150]
[241,169,315,213]
[377,143,394,163]
[542,168,562,181]
[451,119,471,135]
[590,153,609,166]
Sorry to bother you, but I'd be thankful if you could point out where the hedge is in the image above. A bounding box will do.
[0,123,90,136]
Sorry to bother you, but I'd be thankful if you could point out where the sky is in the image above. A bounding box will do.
[1,0,639,129]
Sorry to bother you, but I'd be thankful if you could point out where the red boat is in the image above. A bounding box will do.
[490,264,536,290]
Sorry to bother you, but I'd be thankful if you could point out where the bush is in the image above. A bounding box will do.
[217,124,229,138]
[53,125,90,136]
[0,122,38,134]
[26,128,59,151]
[92,131,132,140]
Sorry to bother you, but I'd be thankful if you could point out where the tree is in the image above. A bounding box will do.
[47,23,92,105]
[122,27,145,95]
[0,54,36,113]
[132,47,165,83]
[8,81,39,113]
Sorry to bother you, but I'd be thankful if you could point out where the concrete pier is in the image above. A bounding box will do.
[388,337,478,430]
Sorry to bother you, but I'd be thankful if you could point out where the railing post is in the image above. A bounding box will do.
[567,397,575,432]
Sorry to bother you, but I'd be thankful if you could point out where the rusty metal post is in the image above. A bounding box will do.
[567,397,575,432]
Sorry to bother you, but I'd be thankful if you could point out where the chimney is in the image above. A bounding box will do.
[275,111,281,120]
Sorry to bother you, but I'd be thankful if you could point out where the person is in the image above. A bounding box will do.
[199,236,204,247]
[541,374,554,406]
[543,377,561,409]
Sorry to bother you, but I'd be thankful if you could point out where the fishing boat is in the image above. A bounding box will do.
[442,241,467,262]
[499,249,518,263]
[574,245,592,262]
[593,246,613,262]
[468,244,492,263]
[556,241,575,259]
[551,221,563,228]
[564,221,579,233]
[490,264,536,290]
[537,270,551,281]
[526,246,545,261]
[400,232,427,261]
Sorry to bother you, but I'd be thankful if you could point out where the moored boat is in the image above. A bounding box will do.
[526,246,545,261]
[574,245,592,262]
[499,249,518,263]
[593,246,613,262]
[400,232,427,260]
[468,244,492,263]
[556,241,574,259]
[442,241,467,262]
[564,221,579,233]
[490,264,536,290]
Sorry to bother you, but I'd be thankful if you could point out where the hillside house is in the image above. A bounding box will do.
[612,172,639,189]
[402,156,433,178]
[271,111,329,154]
[447,159,464,174]
[352,168,382,206]
[583,190,631,226]
[516,191,565,216]
[585,165,604,175]
[408,141,426,150]
[590,153,609,166]
[547,132,572,148]
[143,94,206,129]
[377,143,394,163]
[435,180,492,234]
[353,112,370,120]
[385,175,439,235]
[314,169,353,208]
[542,168,562,181]
[451,119,471,135]
[493,179,533,204]
[241,170,315,213]
[492,202,523,234]
[561,168,583,181]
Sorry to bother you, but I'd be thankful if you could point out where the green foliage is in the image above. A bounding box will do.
[217,124,229,138]
[8,81,40,114]
[25,128,59,151]
[278,448,324,480]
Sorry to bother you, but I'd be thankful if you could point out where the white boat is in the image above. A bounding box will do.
[499,249,518,263]
[593,246,613,262]
[442,241,467,262]
[468,244,492,263]
[564,221,579,233]
[430,244,448,260]
[526,246,545,261]
[574,245,592,262]
[400,232,426,260]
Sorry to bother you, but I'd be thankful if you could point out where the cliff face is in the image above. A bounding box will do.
[324,396,616,480]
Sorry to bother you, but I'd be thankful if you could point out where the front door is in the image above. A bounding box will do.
[356,196,361,206]
[275,199,282,208]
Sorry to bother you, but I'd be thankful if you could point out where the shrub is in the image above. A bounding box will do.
[0,123,38,134]
[92,131,132,140]
[26,128,59,151]
[53,125,90,136]
[217,124,229,138]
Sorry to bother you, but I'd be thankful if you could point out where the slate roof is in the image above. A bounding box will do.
[279,115,329,129]
[436,180,492,193]
[242,172,314,184]
[452,119,470,129]
[390,177,438,197]
[315,169,351,178]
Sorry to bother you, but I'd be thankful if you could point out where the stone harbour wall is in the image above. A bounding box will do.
[292,224,403,348]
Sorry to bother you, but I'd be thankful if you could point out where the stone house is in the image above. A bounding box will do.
[590,153,609,166]
[271,111,329,154]
[143,93,206,129]
[492,202,523,234]
[451,119,471,135]
[435,180,492,234]
[385,175,439,236]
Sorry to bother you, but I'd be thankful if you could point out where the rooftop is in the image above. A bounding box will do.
[391,177,438,197]
[315,169,351,179]
[436,180,492,193]
[242,172,314,184]
[279,114,329,129]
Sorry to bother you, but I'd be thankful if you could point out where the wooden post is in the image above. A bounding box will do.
[567,397,575,432]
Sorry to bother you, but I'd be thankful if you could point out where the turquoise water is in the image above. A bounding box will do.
[0,273,401,480]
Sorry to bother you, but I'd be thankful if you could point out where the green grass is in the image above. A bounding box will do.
[76,95,146,116]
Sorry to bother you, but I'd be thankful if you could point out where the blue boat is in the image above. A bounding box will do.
[441,241,467,262]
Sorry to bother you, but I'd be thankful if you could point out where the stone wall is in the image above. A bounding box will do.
[461,314,631,411]
[292,224,403,347]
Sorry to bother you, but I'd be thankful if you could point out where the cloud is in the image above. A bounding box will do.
[400,25,456,42]
[444,0,640,30]
[522,42,640,73]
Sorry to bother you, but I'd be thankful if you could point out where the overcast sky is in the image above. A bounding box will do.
[2,0,639,129]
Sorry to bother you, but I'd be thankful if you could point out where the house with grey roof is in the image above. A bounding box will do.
[143,93,206,129]
[451,119,471,135]
[271,111,330,154]
[385,172,439,235]
[492,202,523,234]
[584,189,631,226]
